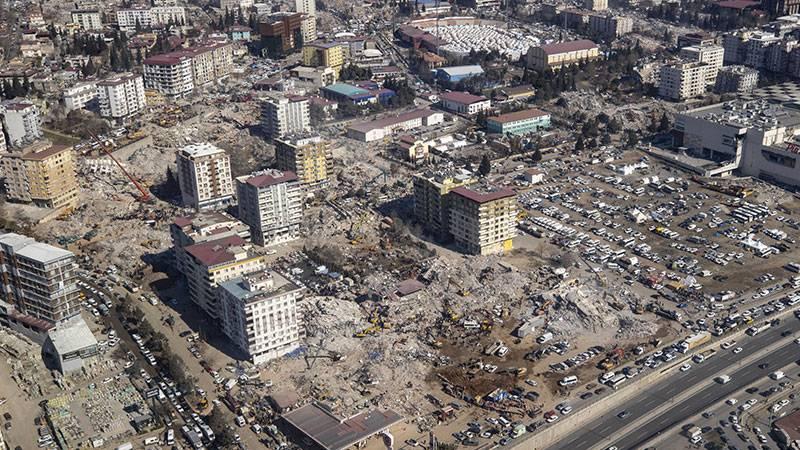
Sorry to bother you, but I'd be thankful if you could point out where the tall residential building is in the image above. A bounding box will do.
[142,42,234,97]
[261,95,310,139]
[259,12,305,57]
[448,184,518,255]
[219,269,304,365]
[0,232,80,338]
[63,82,97,111]
[301,42,345,75]
[170,211,251,276]
[182,235,267,319]
[176,143,235,210]
[526,39,600,71]
[70,10,102,30]
[220,0,255,11]
[680,44,725,85]
[96,73,147,121]
[236,170,303,246]
[1,101,42,148]
[588,14,633,39]
[714,65,759,94]
[413,167,475,237]
[584,0,608,10]
[658,62,710,101]
[275,135,333,189]
[117,6,185,31]
[295,0,317,44]
[0,141,80,212]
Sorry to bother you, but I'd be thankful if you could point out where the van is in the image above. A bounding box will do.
[144,436,159,445]
[165,429,174,445]
[559,375,578,386]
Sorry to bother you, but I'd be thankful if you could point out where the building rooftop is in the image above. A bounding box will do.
[775,409,800,441]
[538,39,598,55]
[97,73,140,86]
[179,142,227,159]
[323,83,371,98]
[488,108,550,124]
[348,108,440,133]
[239,169,299,188]
[184,235,251,267]
[282,403,403,450]
[685,99,800,130]
[415,165,474,185]
[173,211,246,236]
[0,232,74,264]
[440,91,488,105]
[438,65,485,76]
[218,270,301,304]
[451,185,516,204]
[48,315,97,355]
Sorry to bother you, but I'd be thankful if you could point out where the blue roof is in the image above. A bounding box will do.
[323,83,370,97]
[439,65,485,76]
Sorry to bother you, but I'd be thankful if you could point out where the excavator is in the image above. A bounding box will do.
[347,213,370,245]
[448,278,470,297]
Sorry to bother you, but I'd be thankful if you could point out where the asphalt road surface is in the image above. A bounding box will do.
[548,318,800,450]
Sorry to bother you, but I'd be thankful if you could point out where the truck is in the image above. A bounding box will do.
[685,426,702,439]
[683,331,711,350]
[511,423,527,438]
[223,378,238,391]
[746,322,772,336]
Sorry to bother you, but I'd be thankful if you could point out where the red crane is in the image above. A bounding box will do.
[87,131,151,202]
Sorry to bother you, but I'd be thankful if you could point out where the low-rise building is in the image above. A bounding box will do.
[448,184,517,255]
[526,39,600,71]
[219,270,304,365]
[176,142,235,210]
[275,135,333,189]
[347,108,444,142]
[439,91,491,116]
[434,65,485,83]
[43,315,98,373]
[714,65,759,93]
[96,73,147,121]
[290,66,336,86]
[486,108,551,135]
[320,82,395,105]
[397,135,429,165]
[236,170,303,246]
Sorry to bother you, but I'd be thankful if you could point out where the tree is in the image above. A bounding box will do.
[601,133,612,145]
[531,147,542,163]
[207,408,237,447]
[658,112,671,132]
[82,58,95,77]
[574,135,585,153]
[478,154,491,176]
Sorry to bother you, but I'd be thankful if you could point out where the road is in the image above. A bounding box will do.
[548,317,800,450]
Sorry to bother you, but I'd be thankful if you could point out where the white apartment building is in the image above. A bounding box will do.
[63,82,97,111]
[1,101,41,148]
[679,44,725,85]
[96,73,146,121]
[70,10,102,30]
[117,6,185,31]
[658,62,710,101]
[584,0,608,10]
[142,54,194,98]
[218,270,304,365]
[295,0,317,43]
[448,184,518,255]
[261,96,310,139]
[220,0,255,12]
[236,170,303,246]
[714,65,759,94]
[176,143,235,210]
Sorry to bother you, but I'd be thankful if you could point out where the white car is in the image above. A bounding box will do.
[721,341,735,349]
[680,363,692,372]
[795,338,800,344]
[546,414,559,423]
[726,398,737,405]
[732,347,743,354]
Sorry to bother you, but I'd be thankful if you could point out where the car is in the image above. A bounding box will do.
[545,414,559,423]
[722,341,735,349]
[733,424,743,432]
[746,387,760,394]
[580,392,594,400]
[727,398,738,405]
[525,379,538,387]
[680,363,692,372]
[606,447,618,450]
[617,411,630,419]
[759,363,770,369]
[499,438,510,446]
[733,347,743,354]
[758,435,768,444]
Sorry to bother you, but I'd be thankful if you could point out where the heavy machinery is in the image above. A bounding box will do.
[304,339,346,369]
[448,278,470,297]
[347,213,370,244]
[87,131,151,203]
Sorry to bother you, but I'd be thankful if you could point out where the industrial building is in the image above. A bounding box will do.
[96,73,147,122]
[0,232,81,340]
[281,403,403,450]
[526,39,600,71]
[261,95,311,139]
[438,91,492,116]
[236,170,303,246]
[658,62,710,101]
[218,269,304,365]
[448,184,518,255]
[43,315,98,373]
[679,44,724,84]
[171,211,252,275]
[346,109,444,142]
[714,65,759,93]
[413,166,475,238]
[275,135,334,189]
[259,12,305,57]
[1,100,42,148]
[486,108,551,135]
[176,143,235,210]
[182,235,267,319]
[0,141,80,212]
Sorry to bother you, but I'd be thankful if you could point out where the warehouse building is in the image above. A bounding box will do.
[486,108,551,135]
[433,65,485,83]
[347,109,444,142]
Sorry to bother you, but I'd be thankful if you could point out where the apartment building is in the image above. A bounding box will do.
[187,41,235,86]
[526,39,600,71]
[176,143,235,210]
[296,0,317,43]
[182,235,267,319]
[448,184,518,255]
[142,42,234,97]
[486,108,551,136]
[1,141,80,212]
[219,269,304,365]
[397,135,429,165]
[0,232,80,339]
[117,6,185,31]
[63,82,97,111]
[658,62,710,101]
[70,10,102,30]
[221,0,255,11]
[274,135,333,189]
[714,65,759,93]
[413,166,474,237]
[1,101,41,148]
[236,170,303,246]
[680,44,725,84]
[588,14,633,39]
[96,73,146,121]
[301,42,345,75]
[261,95,310,139]
[170,211,251,276]
[439,91,492,116]
[259,12,305,57]
[584,0,608,10]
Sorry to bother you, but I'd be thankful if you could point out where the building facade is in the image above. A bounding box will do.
[526,39,600,71]
[171,211,251,275]
[63,82,97,111]
[448,185,518,255]
[219,270,304,365]
[259,12,305,57]
[413,167,474,237]
[70,10,102,30]
[96,73,147,121]
[486,108,551,135]
[679,44,725,84]
[275,135,333,189]
[346,108,444,142]
[1,101,42,148]
[176,143,235,210]
[117,6,185,30]
[714,65,759,93]
[1,141,80,211]
[588,14,632,39]
[439,91,492,116]
[236,170,303,246]
[658,62,710,101]
[142,42,233,97]
[261,95,311,139]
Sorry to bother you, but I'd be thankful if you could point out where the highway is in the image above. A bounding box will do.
[548,317,800,450]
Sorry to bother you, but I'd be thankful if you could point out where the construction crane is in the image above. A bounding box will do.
[87,131,151,203]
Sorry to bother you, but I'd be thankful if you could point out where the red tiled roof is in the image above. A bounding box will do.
[451,186,516,204]
[440,91,488,105]
[539,39,598,55]
[184,235,247,266]
[245,171,298,188]
[173,215,194,227]
[487,108,549,124]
